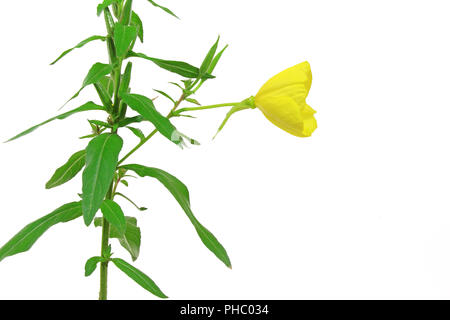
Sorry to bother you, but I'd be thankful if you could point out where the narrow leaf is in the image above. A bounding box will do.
[119,62,133,97]
[50,36,106,65]
[121,164,232,268]
[121,93,182,145]
[85,256,104,277]
[153,89,175,104]
[213,105,250,139]
[0,202,82,262]
[146,0,179,19]
[46,150,86,189]
[131,12,144,42]
[200,36,220,75]
[112,258,168,298]
[127,126,145,140]
[209,44,228,74]
[5,102,104,142]
[128,52,213,79]
[82,133,123,226]
[114,23,138,58]
[120,0,133,25]
[100,200,126,236]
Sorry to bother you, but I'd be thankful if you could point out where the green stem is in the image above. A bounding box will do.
[99,219,110,300]
[99,182,115,300]
[175,102,240,115]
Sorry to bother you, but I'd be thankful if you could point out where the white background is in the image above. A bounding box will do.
[0,0,450,300]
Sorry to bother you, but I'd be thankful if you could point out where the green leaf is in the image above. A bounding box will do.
[119,62,133,97]
[120,0,133,25]
[128,52,214,79]
[94,82,113,112]
[208,44,228,74]
[146,0,179,19]
[82,134,123,226]
[0,202,82,262]
[97,0,119,16]
[213,104,251,139]
[88,120,112,128]
[121,164,232,268]
[112,258,168,298]
[114,192,147,211]
[85,256,104,277]
[185,98,200,105]
[121,93,182,145]
[99,76,114,99]
[153,89,175,104]
[127,126,145,141]
[95,216,141,261]
[117,115,145,127]
[50,36,106,65]
[5,102,104,142]
[200,36,220,75]
[46,150,86,189]
[114,23,138,58]
[100,200,126,236]
[64,63,114,107]
[131,12,144,42]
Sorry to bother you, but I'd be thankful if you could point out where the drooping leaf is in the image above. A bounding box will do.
[121,164,232,268]
[85,256,105,277]
[112,258,168,298]
[121,93,182,145]
[97,0,119,16]
[95,216,141,261]
[64,63,114,107]
[128,52,214,79]
[146,0,179,19]
[114,23,138,58]
[5,102,104,142]
[46,150,86,189]
[131,12,144,42]
[114,193,147,211]
[82,133,123,226]
[0,202,82,262]
[50,36,107,65]
[100,200,126,236]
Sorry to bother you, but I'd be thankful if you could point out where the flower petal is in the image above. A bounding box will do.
[255,95,317,137]
[255,61,312,106]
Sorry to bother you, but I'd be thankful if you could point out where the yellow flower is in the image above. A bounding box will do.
[254,62,317,137]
